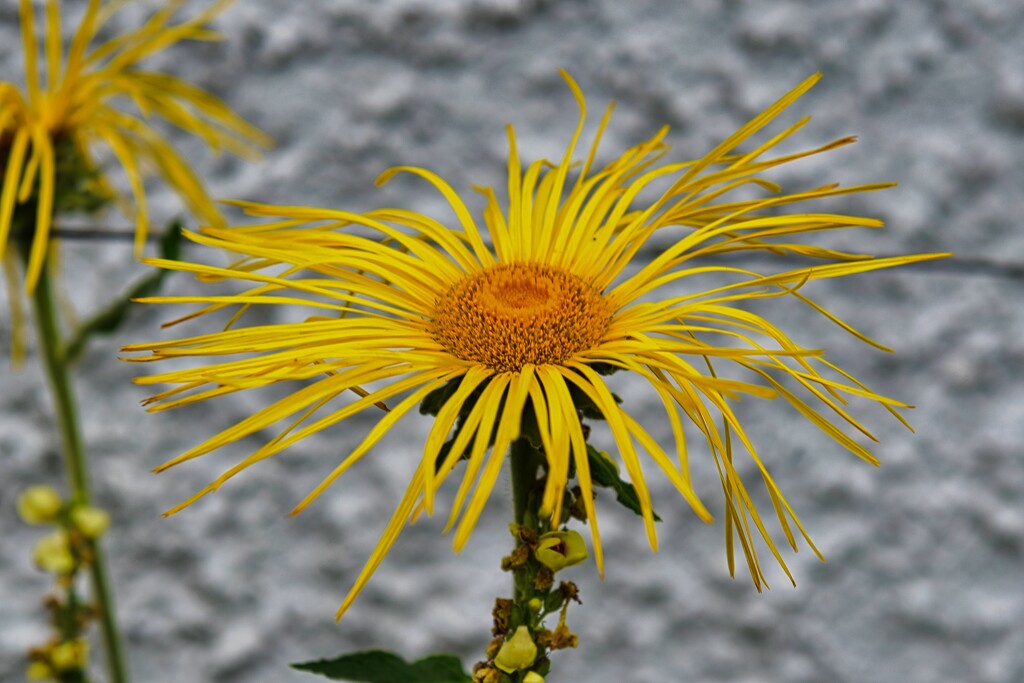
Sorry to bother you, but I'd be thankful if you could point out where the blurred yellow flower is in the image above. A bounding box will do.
[50,638,89,671]
[0,0,271,292]
[32,529,74,574]
[25,660,52,681]
[71,504,110,538]
[124,72,945,619]
[16,484,63,524]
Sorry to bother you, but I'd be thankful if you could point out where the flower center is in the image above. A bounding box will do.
[432,263,612,373]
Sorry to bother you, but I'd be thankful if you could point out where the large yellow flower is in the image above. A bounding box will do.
[0,0,271,292]
[124,72,945,619]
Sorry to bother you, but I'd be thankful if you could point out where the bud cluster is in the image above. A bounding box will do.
[17,485,112,682]
[474,521,587,682]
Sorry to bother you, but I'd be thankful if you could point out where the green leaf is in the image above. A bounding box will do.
[62,219,184,365]
[291,650,472,683]
[519,396,544,450]
[419,377,464,417]
[589,361,620,377]
[566,381,621,421]
[426,380,495,474]
[586,444,662,522]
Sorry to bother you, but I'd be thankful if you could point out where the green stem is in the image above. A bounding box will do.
[507,438,545,683]
[29,260,131,683]
[510,438,541,526]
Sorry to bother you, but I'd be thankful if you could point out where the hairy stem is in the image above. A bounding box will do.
[510,438,542,527]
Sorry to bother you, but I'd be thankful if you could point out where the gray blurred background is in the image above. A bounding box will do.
[2,1,1023,681]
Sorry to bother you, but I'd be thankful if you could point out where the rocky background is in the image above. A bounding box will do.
[2,1,1023,682]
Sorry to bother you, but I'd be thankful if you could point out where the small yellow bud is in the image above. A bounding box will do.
[494,625,537,673]
[523,672,545,683]
[17,486,63,525]
[71,506,110,539]
[51,639,88,671]
[32,531,74,575]
[535,530,588,572]
[528,598,543,613]
[25,661,52,681]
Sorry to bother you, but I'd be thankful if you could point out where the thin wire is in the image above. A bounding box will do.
[48,225,1024,280]
[50,226,141,241]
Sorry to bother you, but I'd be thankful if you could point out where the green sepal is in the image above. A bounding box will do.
[543,589,566,613]
[50,138,113,217]
[502,591,529,632]
[8,137,113,249]
[534,656,552,676]
[291,650,471,683]
[586,444,662,522]
[62,219,184,365]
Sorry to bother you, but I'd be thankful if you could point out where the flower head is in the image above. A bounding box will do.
[124,72,946,619]
[0,0,271,292]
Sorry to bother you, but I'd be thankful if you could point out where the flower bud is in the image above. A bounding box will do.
[535,530,588,572]
[494,625,537,673]
[26,661,52,681]
[51,639,88,671]
[71,506,110,538]
[32,531,74,575]
[17,486,63,525]
[523,672,545,683]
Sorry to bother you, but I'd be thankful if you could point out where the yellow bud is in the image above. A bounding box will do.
[32,531,74,575]
[523,672,545,683]
[494,625,537,673]
[535,530,588,572]
[528,598,543,613]
[26,661,52,681]
[17,486,63,525]
[71,506,110,539]
[51,639,88,671]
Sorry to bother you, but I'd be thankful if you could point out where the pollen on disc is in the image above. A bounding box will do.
[432,263,612,373]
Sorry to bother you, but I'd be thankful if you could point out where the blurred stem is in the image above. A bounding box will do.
[28,257,131,683]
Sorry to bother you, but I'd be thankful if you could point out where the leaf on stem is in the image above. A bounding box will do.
[291,650,472,683]
[587,444,662,521]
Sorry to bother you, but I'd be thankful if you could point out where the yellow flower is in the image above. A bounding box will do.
[123,72,947,619]
[50,638,88,671]
[494,626,538,674]
[0,0,271,293]
[25,660,52,681]
[535,531,588,572]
